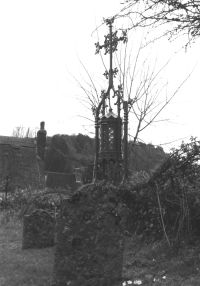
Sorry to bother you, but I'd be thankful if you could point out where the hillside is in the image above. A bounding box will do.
[45,134,94,173]
[45,134,167,176]
[129,142,167,173]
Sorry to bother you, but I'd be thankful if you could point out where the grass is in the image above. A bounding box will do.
[2,210,200,286]
[123,236,200,285]
[0,211,54,286]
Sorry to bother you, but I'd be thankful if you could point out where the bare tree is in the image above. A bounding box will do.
[12,126,25,138]
[113,33,192,144]
[12,126,37,138]
[75,19,191,145]
[118,0,200,44]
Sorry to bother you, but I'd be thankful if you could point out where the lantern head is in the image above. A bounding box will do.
[99,110,122,161]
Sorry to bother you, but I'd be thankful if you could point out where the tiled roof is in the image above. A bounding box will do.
[0,136,36,147]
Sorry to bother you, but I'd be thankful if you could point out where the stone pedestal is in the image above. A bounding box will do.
[53,183,128,286]
[22,209,54,249]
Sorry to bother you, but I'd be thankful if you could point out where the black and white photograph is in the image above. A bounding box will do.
[0,1,200,285]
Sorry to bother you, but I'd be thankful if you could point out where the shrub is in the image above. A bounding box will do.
[0,187,65,220]
[121,138,200,245]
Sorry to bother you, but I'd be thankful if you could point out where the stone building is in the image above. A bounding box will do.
[0,122,84,192]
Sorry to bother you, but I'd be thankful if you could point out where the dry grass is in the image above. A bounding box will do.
[0,211,54,286]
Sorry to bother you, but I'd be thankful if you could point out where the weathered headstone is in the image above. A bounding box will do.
[22,209,54,249]
[53,183,129,286]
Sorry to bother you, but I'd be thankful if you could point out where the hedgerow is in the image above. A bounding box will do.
[121,137,200,245]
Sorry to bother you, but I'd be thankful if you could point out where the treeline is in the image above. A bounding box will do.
[129,142,167,173]
[45,134,94,173]
[44,133,167,176]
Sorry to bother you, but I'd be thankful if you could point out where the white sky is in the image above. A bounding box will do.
[0,0,200,152]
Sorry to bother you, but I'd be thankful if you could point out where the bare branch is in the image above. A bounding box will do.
[78,58,100,103]
[118,0,200,44]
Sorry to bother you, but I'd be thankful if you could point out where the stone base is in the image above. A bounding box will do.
[53,183,128,286]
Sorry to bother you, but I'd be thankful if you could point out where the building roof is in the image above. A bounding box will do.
[0,136,35,147]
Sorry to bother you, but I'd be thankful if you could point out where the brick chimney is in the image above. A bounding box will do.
[36,121,47,160]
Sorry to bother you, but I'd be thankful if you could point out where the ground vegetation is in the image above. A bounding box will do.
[0,137,200,284]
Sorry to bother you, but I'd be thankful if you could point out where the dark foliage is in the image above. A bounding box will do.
[71,133,94,154]
[121,138,200,244]
[45,134,95,173]
[45,135,72,173]
[45,133,166,178]
[129,142,166,173]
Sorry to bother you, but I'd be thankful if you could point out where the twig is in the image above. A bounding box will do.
[155,181,171,247]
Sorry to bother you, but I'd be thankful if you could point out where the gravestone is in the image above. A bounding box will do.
[52,183,129,286]
[22,209,54,249]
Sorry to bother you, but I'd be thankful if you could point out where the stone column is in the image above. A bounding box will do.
[37,121,47,160]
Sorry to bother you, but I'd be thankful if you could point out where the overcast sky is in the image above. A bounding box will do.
[0,0,199,151]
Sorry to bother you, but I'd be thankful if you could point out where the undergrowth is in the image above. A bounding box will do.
[121,137,200,246]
